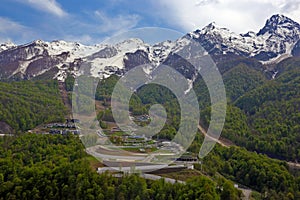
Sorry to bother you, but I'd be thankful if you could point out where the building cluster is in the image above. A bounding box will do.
[49,129,80,135]
[47,119,80,135]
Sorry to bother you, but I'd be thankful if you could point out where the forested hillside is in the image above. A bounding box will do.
[207,57,300,161]
[0,134,241,200]
[92,57,300,162]
[89,56,300,162]
[0,80,66,132]
[84,57,300,198]
[188,133,300,199]
[1,56,300,199]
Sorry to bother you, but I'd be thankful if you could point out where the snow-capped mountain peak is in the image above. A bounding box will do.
[202,22,217,31]
[201,22,230,33]
[115,38,148,53]
[258,14,300,36]
[187,14,300,62]
[0,14,299,81]
[240,31,256,38]
[0,41,16,52]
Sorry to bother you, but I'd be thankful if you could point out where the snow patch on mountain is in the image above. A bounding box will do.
[190,14,300,62]
[0,14,300,81]
[0,42,16,52]
[45,40,102,62]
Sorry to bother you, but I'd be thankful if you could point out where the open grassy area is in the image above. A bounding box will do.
[155,169,203,181]
[121,146,158,153]
[86,155,105,170]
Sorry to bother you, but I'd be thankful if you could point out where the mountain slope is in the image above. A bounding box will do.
[0,14,299,82]
[189,14,300,63]
[0,80,66,132]
[197,57,300,161]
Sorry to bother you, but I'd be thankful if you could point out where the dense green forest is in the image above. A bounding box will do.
[0,134,241,200]
[192,57,300,161]
[188,133,300,199]
[0,80,66,132]
[1,133,299,199]
[89,57,300,198]
[1,56,300,199]
[93,75,181,140]
[92,57,300,162]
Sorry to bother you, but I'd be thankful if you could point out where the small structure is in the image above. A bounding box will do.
[110,127,122,132]
[135,115,150,122]
[176,155,198,162]
[66,119,80,123]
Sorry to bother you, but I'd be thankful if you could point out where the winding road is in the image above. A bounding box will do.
[198,124,300,169]
[198,124,251,199]
[198,123,300,199]
[198,124,230,148]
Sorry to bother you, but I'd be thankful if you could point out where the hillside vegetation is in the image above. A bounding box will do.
[0,80,66,132]
[0,134,241,200]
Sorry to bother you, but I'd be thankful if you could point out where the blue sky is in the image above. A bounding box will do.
[0,0,300,44]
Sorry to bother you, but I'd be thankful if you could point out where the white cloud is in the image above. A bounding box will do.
[53,11,141,45]
[153,0,300,34]
[0,17,26,33]
[94,11,140,33]
[0,17,35,43]
[63,34,95,44]
[18,0,67,17]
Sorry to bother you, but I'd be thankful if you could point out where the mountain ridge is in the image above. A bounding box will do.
[189,14,300,62]
[0,14,299,81]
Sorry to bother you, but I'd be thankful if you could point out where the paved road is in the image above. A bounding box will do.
[98,164,168,173]
[287,162,300,169]
[198,124,252,199]
[198,123,300,199]
[111,173,185,184]
[199,124,300,171]
[241,188,252,200]
[198,124,230,148]
[141,173,185,184]
[86,145,147,161]
[97,164,189,173]
[87,144,178,164]
[0,134,13,137]
[112,172,250,199]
